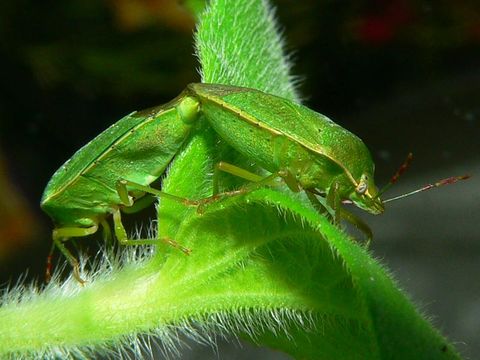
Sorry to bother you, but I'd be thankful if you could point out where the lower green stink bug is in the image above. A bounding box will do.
[41,83,468,283]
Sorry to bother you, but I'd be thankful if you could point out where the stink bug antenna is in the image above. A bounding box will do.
[379,153,470,203]
[378,152,414,196]
[383,175,470,203]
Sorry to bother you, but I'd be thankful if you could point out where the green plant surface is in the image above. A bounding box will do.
[195,0,299,101]
[0,0,462,359]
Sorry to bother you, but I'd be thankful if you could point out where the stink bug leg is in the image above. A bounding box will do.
[112,209,190,255]
[46,180,197,283]
[196,161,289,211]
[50,225,98,284]
[116,179,200,207]
[326,182,341,224]
[315,183,373,243]
[205,161,376,243]
[114,179,198,253]
[338,208,373,245]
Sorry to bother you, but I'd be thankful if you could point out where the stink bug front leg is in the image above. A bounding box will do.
[312,182,373,244]
[338,208,373,245]
[331,182,373,243]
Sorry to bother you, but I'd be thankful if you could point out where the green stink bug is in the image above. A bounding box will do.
[41,83,467,282]
[41,92,199,282]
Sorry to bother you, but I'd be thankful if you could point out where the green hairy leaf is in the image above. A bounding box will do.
[195,0,300,101]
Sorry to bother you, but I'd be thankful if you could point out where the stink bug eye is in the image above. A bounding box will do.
[355,174,369,194]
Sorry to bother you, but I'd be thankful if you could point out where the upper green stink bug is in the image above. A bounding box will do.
[41,83,467,282]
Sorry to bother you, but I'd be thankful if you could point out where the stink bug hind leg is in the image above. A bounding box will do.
[116,179,199,207]
[112,208,190,255]
[114,180,194,254]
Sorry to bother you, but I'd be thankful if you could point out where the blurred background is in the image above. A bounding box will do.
[0,0,478,358]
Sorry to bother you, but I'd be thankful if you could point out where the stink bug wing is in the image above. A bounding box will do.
[191,83,326,149]
[41,100,183,203]
[81,105,192,190]
[42,111,147,200]
[192,83,374,180]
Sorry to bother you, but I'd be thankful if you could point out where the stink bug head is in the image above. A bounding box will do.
[348,172,384,215]
[302,122,384,215]
[299,113,384,215]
